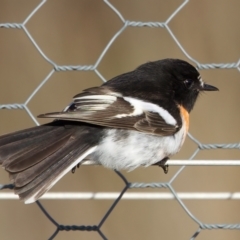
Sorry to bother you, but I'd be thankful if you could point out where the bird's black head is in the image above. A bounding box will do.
[164,59,218,112]
[137,59,218,112]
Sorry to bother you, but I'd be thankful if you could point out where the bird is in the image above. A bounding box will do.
[0,58,218,204]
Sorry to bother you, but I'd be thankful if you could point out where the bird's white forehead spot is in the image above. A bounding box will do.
[198,75,204,87]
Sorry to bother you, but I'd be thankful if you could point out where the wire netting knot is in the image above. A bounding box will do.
[125,20,165,28]
[200,223,240,230]
[129,182,169,188]
[0,104,25,110]
[197,62,238,70]
[0,23,22,29]
[58,225,98,231]
[54,65,95,71]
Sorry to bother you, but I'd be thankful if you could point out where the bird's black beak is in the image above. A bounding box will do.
[201,83,219,91]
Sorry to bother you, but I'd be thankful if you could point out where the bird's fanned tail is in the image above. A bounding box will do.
[0,121,100,203]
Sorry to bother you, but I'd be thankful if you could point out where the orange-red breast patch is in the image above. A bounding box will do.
[179,105,189,132]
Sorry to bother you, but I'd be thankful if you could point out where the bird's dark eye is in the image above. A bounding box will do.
[184,79,193,88]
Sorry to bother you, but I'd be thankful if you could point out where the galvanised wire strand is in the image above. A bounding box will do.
[0,0,240,239]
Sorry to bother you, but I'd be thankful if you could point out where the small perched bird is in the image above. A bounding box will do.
[0,59,218,203]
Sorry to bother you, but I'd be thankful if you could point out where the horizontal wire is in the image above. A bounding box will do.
[1,192,240,200]
[82,160,240,166]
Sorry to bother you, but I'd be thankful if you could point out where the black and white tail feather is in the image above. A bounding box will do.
[0,120,101,203]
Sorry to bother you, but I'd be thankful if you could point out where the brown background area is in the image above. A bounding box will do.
[0,0,240,239]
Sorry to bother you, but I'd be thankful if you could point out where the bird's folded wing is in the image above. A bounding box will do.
[38,87,180,136]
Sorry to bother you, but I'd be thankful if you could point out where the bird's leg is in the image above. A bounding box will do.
[154,157,169,174]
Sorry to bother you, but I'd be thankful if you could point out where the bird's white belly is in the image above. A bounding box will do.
[91,126,187,171]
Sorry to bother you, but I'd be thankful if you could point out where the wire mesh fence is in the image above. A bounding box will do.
[0,0,240,239]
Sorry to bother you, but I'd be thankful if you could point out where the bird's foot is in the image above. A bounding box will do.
[71,163,80,173]
[154,157,169,174]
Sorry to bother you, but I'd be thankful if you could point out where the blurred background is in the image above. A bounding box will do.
[0,0,240,239]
